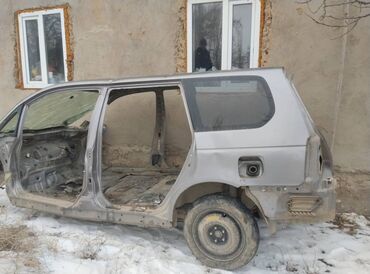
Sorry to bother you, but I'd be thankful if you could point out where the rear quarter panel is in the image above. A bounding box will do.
[190,69,312,187]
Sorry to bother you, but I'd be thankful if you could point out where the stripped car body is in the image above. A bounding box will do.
[0,68,336,269]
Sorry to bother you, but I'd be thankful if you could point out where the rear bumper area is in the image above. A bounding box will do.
[249,177,336,224]
[286,178,336,222]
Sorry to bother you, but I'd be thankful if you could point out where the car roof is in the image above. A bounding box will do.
[43,67,285,89]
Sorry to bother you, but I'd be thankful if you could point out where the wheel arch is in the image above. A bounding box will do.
[172,181,268,227]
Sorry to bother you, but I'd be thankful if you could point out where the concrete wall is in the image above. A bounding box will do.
[332,7,370,215]
[0,1,31,118]
[333,13,370,171]
[0,0,369,214]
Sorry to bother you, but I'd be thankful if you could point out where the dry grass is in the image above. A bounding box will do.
[0,225,35,252]
[0,225,41,271]
[79,238,105,260]
[46,238,59,254]
[331,214,359,235]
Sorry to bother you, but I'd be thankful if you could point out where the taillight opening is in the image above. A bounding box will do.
[319,154,323,173]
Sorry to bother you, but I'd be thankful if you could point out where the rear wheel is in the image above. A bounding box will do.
[184,195,259,270]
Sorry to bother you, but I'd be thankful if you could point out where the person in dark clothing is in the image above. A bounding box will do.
[194,38,213,71]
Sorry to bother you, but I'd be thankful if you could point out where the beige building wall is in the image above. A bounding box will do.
[332,9,370,215]
[0,0,369,214]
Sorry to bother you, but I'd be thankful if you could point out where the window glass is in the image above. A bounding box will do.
[183,77,274,131]
[192,2,222,71]
[19,9,68,88]
[231,4,252,69]
[43,13,65,84]
[0,112,20,137]
[25,19,42,82]
[189,0,259,72]
[24,90,99,131]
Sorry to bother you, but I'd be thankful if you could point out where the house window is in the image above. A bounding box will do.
[187,0,261,72]
[17,8,69,88]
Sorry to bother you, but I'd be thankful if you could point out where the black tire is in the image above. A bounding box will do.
[184,195,259,270]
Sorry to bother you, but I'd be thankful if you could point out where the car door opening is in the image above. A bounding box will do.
[101,87,192,208]
[19,90,99,201]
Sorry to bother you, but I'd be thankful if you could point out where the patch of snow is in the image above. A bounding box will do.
[0,188,369,274]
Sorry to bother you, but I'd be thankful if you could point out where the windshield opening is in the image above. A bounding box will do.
[23,90,99,131]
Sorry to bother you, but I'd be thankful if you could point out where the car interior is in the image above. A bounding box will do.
[18,87,192,209]
[19,90,98,201]
[101,87,192,209]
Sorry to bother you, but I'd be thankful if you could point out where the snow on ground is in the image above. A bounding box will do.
[0,188,369,274]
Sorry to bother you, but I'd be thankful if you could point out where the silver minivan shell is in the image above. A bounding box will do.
[0,68,335,229]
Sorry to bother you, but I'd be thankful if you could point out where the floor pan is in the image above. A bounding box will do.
[103,169,178,207]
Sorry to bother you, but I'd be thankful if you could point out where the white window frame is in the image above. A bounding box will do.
[187,0,261,72]
[18,8,68,89]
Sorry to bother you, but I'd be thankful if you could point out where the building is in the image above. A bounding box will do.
[0,0,369,215]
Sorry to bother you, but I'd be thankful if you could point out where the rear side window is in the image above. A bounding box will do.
[182,76,275,131]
